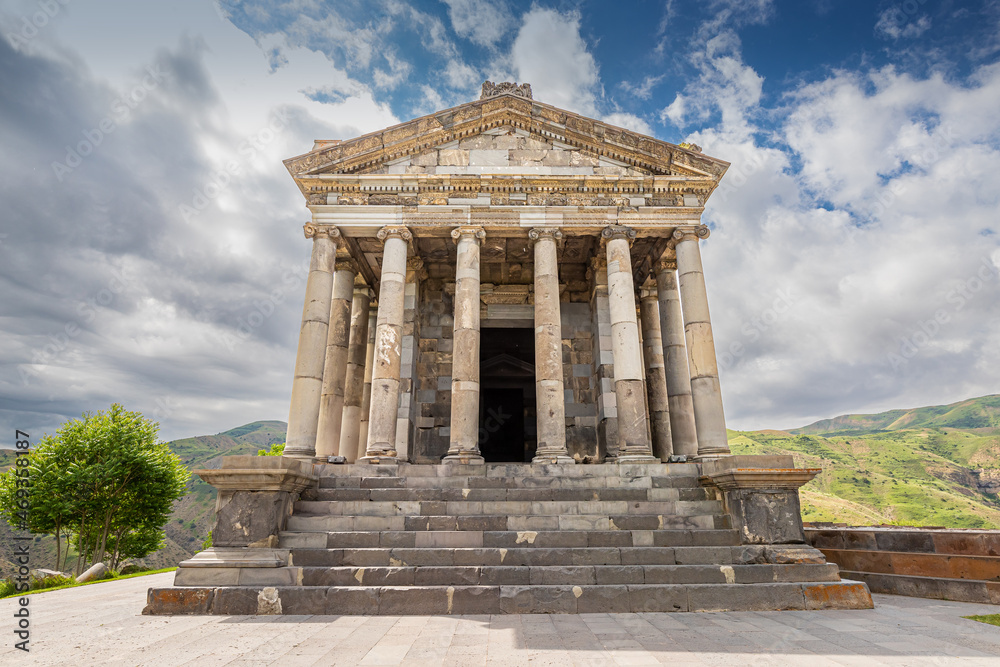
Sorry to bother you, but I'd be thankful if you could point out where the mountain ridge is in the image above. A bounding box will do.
[791,395,1000,435]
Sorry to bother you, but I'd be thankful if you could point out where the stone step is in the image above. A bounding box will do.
[317,475,701,490]
[314,463,701,479]
[279,528,741,549]
[300,563,841,587]
[146,580,874,615]
[302,486,713,502]
[292,499,722,517]
[280,529,740,549]
[285,512,728,533]
[286,545,742,567]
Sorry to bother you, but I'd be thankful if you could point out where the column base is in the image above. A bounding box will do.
[532,454,575,465]
[615,453,660,464]
[442,453,485,465]
[694,447,732,462]
[358,454,399,465]
[280,446,316,461]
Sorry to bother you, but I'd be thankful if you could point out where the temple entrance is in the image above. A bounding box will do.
[479,327,536,462]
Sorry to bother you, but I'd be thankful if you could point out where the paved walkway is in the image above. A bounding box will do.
[2,572,999,665]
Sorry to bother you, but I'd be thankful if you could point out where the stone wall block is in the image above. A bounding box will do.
[213,490,293,548]
[437,149,469,166]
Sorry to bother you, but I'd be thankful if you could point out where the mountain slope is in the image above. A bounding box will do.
[792,395,1000,435]
[729,425,1000,529]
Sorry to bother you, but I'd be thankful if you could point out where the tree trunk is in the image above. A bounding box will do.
[54,519,61,574]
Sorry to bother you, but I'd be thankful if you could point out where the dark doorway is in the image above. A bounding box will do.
[479,327,536,462]
[479,388,525,462]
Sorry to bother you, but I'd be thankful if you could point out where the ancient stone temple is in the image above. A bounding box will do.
[145,83,873,615]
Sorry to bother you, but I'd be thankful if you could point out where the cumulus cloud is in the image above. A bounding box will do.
[442,0,513,47]
[663,17,1000,427]
[0,3,399,441]
[510,8,599,115]
[602,112,653,136]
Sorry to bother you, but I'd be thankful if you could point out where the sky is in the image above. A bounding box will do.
[1,0,998,444]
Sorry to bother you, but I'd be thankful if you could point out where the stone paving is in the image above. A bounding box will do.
[3,572,999,665]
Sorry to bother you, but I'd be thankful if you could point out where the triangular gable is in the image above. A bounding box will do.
[284,94,728,180]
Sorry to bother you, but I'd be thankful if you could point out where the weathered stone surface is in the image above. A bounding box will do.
[802,581,874,610]
[212,490,292,548]
[500,585,578,613]
[143,587,215,615]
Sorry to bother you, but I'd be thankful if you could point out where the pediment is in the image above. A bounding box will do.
[284,94,728,181]
[481,353,534,378]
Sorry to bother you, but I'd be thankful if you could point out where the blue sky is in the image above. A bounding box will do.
[1,0,998,442]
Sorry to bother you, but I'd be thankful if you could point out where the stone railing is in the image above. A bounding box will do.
[806,524,1000,604]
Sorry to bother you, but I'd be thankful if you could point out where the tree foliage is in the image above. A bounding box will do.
[0,404,189,573]
[257,442,285,456]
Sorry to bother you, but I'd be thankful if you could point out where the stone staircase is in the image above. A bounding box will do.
[148,462,872,615]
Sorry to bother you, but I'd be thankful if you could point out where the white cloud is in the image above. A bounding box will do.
[875,8,932,40]
[510,8,599,115]
[442,0,513,47]
[620,74,664,101]
[602,112,652,136]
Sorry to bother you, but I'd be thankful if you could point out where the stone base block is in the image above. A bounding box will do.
[144,581,875,615]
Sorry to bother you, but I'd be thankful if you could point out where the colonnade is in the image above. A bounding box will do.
[283,223,730,464]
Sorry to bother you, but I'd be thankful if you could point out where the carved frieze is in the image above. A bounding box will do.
[481,80,533,100]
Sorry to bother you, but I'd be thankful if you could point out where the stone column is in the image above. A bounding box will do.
[674,225,731,459]
[602,226,656,463]
[589,256,618,460]
[356,303,377,461]
[530,228,573,464]
[315,260,358,459]
[444,226,485,464]
[639,286,672,461]
[361,226,411,464]
[284,225,340,460]
[339,282,372,462]
[654,255,699,459]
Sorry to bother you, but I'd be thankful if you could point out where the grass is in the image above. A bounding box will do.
[964,614,1000,627]
[0,567,177,600]
[728,425,1000,529]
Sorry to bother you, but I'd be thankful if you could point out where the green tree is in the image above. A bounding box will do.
[258,442,285,456]
[0,404,189,574]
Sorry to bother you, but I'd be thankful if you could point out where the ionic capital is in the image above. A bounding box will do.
[528,227,563,245]
[377,225,412,244]
[336,257,361,274]
[451,226,486,243]
[304,224,342,244]
[406,256,428,281]
[654,257,677,273]
[601,225,637,246]
[672,225,711,243]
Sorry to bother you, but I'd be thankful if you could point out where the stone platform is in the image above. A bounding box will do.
[145,463,872,615]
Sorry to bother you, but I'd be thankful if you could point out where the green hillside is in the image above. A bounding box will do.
[729,426,1000,528]
[792,395,1000,435]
